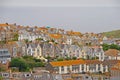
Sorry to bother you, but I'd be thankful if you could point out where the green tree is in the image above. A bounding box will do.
[102,44,110,51]
[72,56,77,60]
[36,38,43,41]
[102,43,120,51]
[24,39,29,43]
[86,55,90,60]
[10,58,29,72]
[13,33,19,41]
[0,75,3,80]
[110,44,119,50]
[57,57,64,61]
[65,57,71,60]
[51,39,55,42]
[0,67,5,72]
[10,56,46,72]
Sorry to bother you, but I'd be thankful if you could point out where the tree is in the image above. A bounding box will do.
[110,44,119,50]
[0,75,3,80]
[102,43,120,51]
[72,56,77,60]
[36,38,43,41]
[12,33,19,41]
[24,39,29,43]
[10,56,46,72]
[57,57,64,61]
[0,67,5,72]
[10,58,29,72]
[51,39,55,42]
[65,56,71,60]
[86,55,90,60]
[102,44,110,51]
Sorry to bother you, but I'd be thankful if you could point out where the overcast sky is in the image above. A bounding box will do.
[0,0,120,33]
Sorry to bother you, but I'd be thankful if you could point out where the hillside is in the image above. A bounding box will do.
[102,30,120,38]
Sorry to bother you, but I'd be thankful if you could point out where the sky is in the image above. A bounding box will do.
[0,0,120,33]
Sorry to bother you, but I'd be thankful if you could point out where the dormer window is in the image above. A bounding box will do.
[37,49,39,53]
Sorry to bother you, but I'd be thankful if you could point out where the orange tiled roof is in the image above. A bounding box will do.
[49,34,62,39]
[50,60,85,67]
[38,27,48,30]
[7,41,18,47]
[0,27,5,31]
[66,31,81,36]
[0,24,8,27]
[50,60,104,67]
[111,68,120,71]
[110,62,120,71]
[105,49,120,57]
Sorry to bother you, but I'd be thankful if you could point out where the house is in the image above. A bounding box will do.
[16,41,27,56]
[27,43,37,56]
[42,43,55,57]
[82,46,105,61]
[0,49,11,63]
[2,41,26,57]
[34,44,43,59]
[6,41,19,57]
[47,60,108,74]
[10,72,21,80]
[105,49,120,60]
[90,46,104,61]
[0,72,10,79]
[48,33,62,43]
[66,36,73,45]
[59,44,87,59]
[27,43,46,60]
[111,62,120,77]
[0,61,10,71]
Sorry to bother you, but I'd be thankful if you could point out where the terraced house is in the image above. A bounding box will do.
[0,49,11,63]
[48,60,109,74]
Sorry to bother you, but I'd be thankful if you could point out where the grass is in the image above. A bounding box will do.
[102,30,120,38]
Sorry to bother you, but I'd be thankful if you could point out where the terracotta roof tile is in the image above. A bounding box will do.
[66,31,81,36]
[111,68,120,70]
[50,60,85,67]
[49,34,62,39]
[105,49,120,57]
[0,24,8,27]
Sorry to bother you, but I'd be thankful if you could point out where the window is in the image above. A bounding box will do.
[67,66,70,71]
[89,64,96,70]
[37,49,39,54]
[28,49,31,54]
[32,49,35,51]
[103,65,106,72]
[72,65,79,71]
[98,64,100,71]
[61,66,64,71]
[54,67,59,71]
[81,64,84,71]
[3,73,9,77]
[0,51,2,54]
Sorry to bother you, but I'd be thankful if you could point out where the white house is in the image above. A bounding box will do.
[48,60,108,74]
[27,43,37,56]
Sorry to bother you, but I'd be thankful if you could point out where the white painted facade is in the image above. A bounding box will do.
[53,64,108,74]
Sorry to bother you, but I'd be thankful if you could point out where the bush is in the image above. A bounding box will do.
[10,56,45,72]
[57,58,64,61]
[72,57,77,60]
[10,58,29,72]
